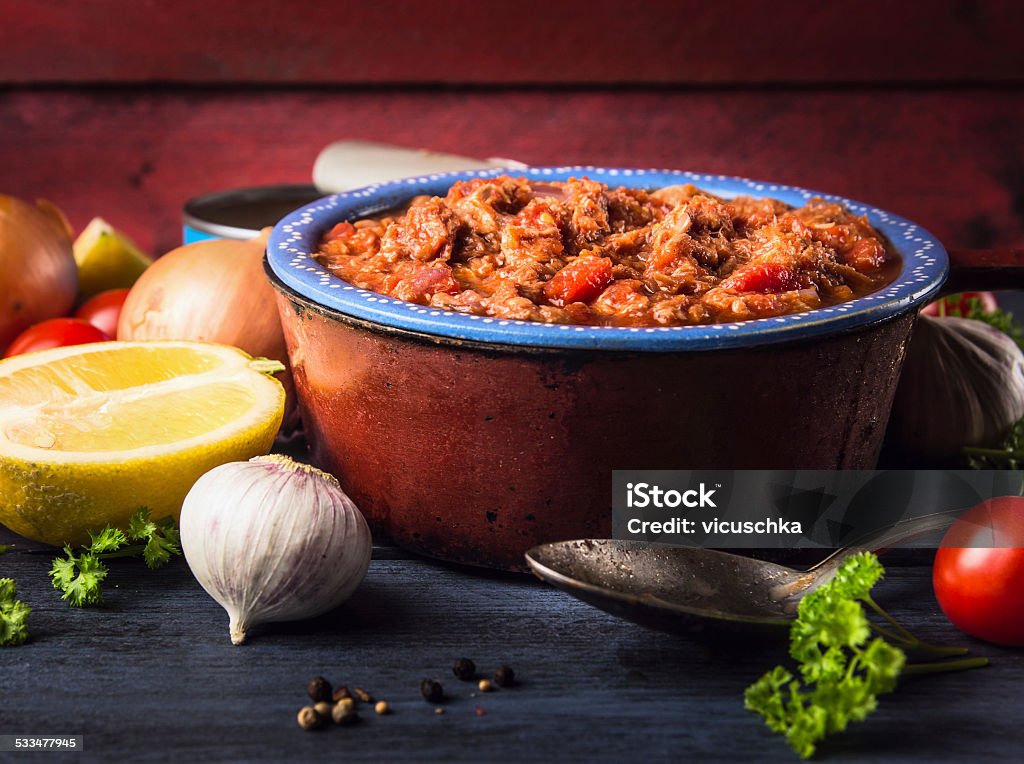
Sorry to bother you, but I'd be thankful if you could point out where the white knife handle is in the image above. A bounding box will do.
[313,140,526,194]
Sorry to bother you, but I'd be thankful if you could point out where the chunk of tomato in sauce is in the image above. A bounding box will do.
[844,238,887,272]
[394,265,460,304]
[720,262,798,294]
[325,221,357,241]
[543,257,614,307]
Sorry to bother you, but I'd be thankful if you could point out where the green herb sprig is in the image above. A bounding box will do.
[49,508,181,607]
[745,553,987,759]
[0,577,31,646]
[965,415,1024,470]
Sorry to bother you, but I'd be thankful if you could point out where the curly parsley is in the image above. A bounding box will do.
[745,553,987,759]
[50,508,181,607]
[0,577,31,646]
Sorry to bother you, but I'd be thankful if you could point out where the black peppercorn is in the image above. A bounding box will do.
[307,676,333,703]
[453,657,476,681]
[494,665,515,687]
[420,678,444,703]
[332,685,352,703]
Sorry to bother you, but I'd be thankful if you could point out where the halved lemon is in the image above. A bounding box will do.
[0,341,285,546]
[73,217,153,298]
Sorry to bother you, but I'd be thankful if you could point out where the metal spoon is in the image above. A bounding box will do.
[524,512,957,638]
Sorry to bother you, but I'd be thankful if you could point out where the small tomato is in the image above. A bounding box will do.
[4,317,111,358]
[922,291,999,317]
[74,288,131,338]
[933,496,1024,647]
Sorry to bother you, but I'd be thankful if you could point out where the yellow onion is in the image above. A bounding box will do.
[117,230,286,365]
[0,195,77,352]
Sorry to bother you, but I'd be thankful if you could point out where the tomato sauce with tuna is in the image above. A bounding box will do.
[314,176,897,326]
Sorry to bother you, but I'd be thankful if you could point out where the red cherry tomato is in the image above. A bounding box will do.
[933,496,1024,646]
[74,288,131,339]
[4,318,111,358]
[922,291,998,317]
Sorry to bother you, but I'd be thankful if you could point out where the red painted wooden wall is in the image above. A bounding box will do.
[6,1,1024,85]
[1,0,1022,256]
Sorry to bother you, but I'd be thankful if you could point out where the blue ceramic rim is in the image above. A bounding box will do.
[266,167,948,351]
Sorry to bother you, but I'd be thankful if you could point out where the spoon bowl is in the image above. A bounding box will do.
[525,513,957,638]
[526,540,794,638]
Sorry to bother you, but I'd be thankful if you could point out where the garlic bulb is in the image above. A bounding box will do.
[179,455,371,644]
[887,315,1024,463]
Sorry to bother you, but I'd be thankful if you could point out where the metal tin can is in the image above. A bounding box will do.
[182,184,323,244]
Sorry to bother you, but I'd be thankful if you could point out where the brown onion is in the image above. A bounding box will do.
[117,230,286,364]
[0,195,77,352]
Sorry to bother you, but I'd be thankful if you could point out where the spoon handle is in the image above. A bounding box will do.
[809,510,959,574]
[771,511,959,604]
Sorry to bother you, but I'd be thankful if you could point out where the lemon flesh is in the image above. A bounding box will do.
[73,217,153,298]
[0,341,285,546]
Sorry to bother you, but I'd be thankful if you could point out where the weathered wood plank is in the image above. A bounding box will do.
[0,548,1020,762]
[1,88,1022,258]
[2,1,1022,85]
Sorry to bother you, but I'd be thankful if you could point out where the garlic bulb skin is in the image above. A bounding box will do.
[180,455,372,645]
[888,315,1024,463]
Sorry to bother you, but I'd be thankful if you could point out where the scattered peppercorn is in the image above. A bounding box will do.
[300,664,522,730]
[307,676,333,703]
[332,701,358,726]
[494,665,516,687]
[453,657,476,681]
[420,679,444,703]
[298,706,322,731]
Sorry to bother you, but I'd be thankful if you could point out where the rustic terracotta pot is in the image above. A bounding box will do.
[271,276,915,570]
[266,167,954,571]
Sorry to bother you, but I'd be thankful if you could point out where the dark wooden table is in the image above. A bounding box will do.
[2,527,1021,763]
